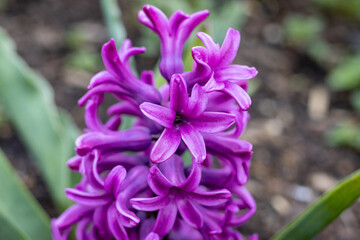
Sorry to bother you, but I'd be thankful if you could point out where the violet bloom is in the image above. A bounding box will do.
[185,28,258,110]
[140,74,236,163]
[131,155,231,239]
[53,5,257,240]
[139,5,209,81]
[52,166,149,240]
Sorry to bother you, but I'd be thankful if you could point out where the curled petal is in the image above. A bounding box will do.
[107,204,129,240]
[148,166,173,195]
[190,112,236,133]
[104,165,127,195]
[88,70,117,89]
[183,46,212,88]
[141,71,155,85]
[116,199,140,228]
[215,65,258,83]
[65,188,113,206]
[75,127,151,156]
[178,161,201,191]
[184,84,208,118]
[152,202,178,237]
[159,154,186,186]
[170,74,189,113]
[176,197,203,228]
[197,32,220,65]
[139,5,170,39]
[54,205,93,230]
[67,155,82,172]
[179,123,206,163]
[131,195,170,211]
[218,28,241,67]
[119,39,146,64]
[78,83,127,106]
[222,82,251,111]
[140,102,176,128]
[189,189,231,206]
[145,232,160,240]
[151,127,181,163]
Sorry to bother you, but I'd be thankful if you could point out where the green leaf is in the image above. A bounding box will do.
[327,56,360,91]
[100,0,126,44]
[0,214,29,240]
[0,27,79,210]
[0,150,51,240]
[271,169,360,240]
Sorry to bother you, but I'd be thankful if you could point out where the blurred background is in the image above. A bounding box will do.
[0,0,359,239]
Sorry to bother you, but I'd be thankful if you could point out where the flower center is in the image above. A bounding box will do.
[174,113,183,124]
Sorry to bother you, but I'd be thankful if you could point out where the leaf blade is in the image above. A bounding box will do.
[0,27,79,210]
[0,150,51,240]
[271,169,360,240]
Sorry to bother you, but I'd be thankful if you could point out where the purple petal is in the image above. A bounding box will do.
[176,197,203,228]
[115,199,140,228]
[159,154,186,186]
[107,101,142,117]
[54,205,93,230]
[141,71,155,85]
[179,123,206,163]
[178,161,201,191]
[169,10,188,32]
[84,150,104,189]
[151,127,181,163]
[222,82,251,111]
[140,102,175,128]
[75,217,91,240]
[104,165,127,195]
[176,10,209,47]
[88,70,117,89]
[65,188,113,206]
[131,195,170,211]
[215,65,258,82]
[75,127,151,156]
[197,32,220,65]
[218,28,241,67]
[119,39,146,64]
[145,232,160,240]
[170,74,189,113]
[78,83,127,106]
[152,202,177,236]
[148,166,173,195]
[183,46,212,87]
[190,112,236,133]
[184,84,208,118]
[107,204,129,240]
[139,5,170,39]
[189,189,231,206]
[67,155,82,172]
[203,74,225,92]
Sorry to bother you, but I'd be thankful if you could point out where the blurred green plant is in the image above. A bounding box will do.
[313,0,360,21]
[0,150,51,240]
[326,122,360,150]
[0,27,79,210]
[272,169,360,240]
[327,56,360,91]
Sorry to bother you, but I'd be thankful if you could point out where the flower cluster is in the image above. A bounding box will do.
[52,5,258,240]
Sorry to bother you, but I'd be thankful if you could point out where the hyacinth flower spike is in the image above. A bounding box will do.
[131,155,232,238]
[189,28,258,110]
[138,5,209,81]
[140,74,236,163]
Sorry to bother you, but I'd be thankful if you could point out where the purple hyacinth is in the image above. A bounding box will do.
[53,5,258,240]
